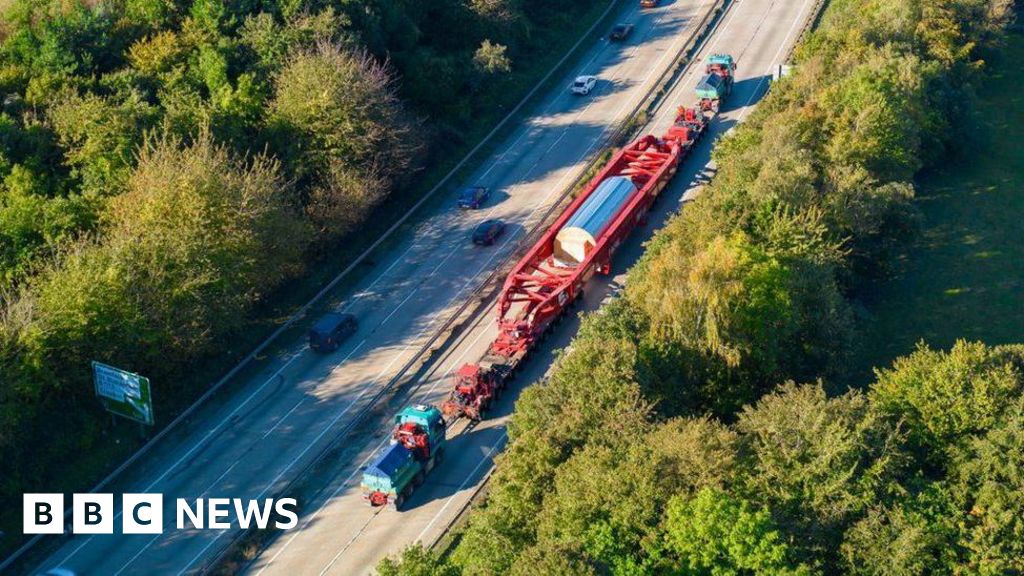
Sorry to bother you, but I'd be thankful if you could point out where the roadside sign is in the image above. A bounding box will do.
[92,361,154,426]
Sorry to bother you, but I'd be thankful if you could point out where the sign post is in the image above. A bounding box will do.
[92,361,154,426]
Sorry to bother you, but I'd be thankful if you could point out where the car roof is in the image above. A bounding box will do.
[575,75,594,82]
[312,312,354,332]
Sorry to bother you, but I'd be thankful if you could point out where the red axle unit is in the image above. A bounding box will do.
[392,422,431,460]
[490,134,682,358]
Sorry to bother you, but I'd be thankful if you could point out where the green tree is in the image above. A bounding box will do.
[474,40,512,74]
[951,397,1024,575]
[663,488,814,575]
[377,544,459,576]
[735,383,906,559]
[840,489,958,576]
[270,41,411,238]
[870,341,1024,462]
[47,90,155,197]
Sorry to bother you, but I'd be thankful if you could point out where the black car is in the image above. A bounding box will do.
[309,312,358,352]
[472,219,506,246]
[610,23,634,41]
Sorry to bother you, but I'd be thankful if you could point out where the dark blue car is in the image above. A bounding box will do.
[457,186,489,209]
[472,219,505,246]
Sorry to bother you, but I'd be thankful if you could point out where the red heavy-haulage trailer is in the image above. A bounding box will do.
[442,107,711,420]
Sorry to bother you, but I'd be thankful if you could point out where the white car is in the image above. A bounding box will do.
[571,75,597,95]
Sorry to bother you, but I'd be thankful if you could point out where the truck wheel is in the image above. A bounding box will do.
[392,494,404,511]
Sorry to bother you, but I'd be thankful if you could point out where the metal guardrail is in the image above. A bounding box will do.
[204,0,736,572]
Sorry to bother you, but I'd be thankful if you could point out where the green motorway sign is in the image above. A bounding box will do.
[92,361,154,426]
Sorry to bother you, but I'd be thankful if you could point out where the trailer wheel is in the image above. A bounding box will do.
[414,470,425,487]
[393,493,405,511]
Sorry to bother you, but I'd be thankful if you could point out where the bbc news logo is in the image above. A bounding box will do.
[24,494,298,534]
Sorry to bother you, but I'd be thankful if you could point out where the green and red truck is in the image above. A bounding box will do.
[361,405,447,509]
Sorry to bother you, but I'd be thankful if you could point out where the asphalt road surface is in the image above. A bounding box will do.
[32,0,727,574]
[246,0,822,574]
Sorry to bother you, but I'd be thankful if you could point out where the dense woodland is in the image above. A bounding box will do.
[0,0,607,535]
[380,0,1024,573]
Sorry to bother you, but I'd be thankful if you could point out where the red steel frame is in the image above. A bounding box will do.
[490,134,683,357]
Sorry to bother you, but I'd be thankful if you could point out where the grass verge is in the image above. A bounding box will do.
[848,32,1024,383]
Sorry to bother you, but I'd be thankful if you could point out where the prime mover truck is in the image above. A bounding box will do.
[361,405,447,509]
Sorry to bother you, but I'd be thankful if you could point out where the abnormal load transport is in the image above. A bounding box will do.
[554,176,638,266]
[378,55,738,514]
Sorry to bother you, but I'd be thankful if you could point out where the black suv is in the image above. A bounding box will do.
[309,312,358,352]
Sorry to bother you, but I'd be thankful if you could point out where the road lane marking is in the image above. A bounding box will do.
[100,340,368,574]
[53,1,724,573]
[413,433,509,546]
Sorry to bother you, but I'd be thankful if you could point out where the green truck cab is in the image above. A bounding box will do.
[361,405,447,509]
[695,54,736,111]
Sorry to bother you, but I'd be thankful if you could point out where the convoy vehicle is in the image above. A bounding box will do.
[666,106,709,152]
[361,405,447,509]
[308,312,358,352]
[364,54,736,513]
[472,219,506,245]
[571,75,598,95]
[457,186,490,209]
[441,359,512,421]
[609,23,634,41]
[695,54,736,111]
[445,55,735,419]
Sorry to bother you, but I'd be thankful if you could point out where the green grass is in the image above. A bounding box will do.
[848,33,1024,383]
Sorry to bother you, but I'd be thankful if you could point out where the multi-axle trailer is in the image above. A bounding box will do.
[441,56,731,421]
[366,55,733,507]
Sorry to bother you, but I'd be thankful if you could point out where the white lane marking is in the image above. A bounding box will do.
[105,340,369,574]
[738,0,815,114]
[59,2,717,573]
[56,14,638,571]
[652,0,749,129]
[112,458,242,576]
[45,4,662,574]
[170,340,418,576]
[259,0,724,571]
[49,346,308,567]
[413,433,508,546]
[255,313,500,575]
[416,0,827,560]
[337,1,650,314]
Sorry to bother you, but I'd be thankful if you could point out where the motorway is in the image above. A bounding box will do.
[246,0,822,574]
[32,0,723,574]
